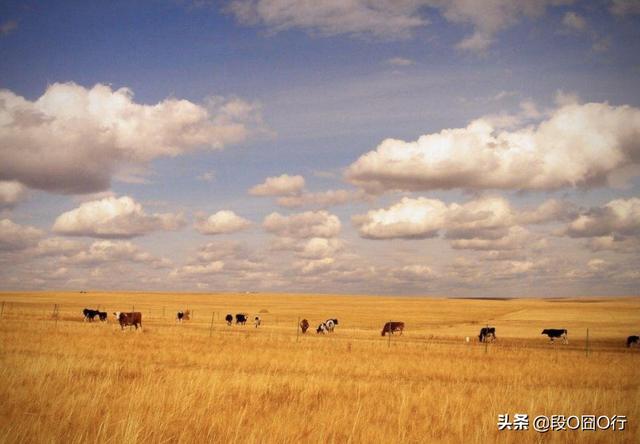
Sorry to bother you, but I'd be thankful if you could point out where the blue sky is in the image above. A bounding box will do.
[1,0,640,296]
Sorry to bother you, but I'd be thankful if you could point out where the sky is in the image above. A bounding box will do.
[1,0,639,296]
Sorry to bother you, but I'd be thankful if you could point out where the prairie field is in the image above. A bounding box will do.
[0,292,638,444]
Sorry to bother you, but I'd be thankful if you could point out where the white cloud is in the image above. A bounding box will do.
[276,189,367,208]
[52,196,185,238]
[0,82,264,194]
[195,210,252,235]
[346,101,640,193]
[227,1,572,50]
[562,11,586,31]
[60,240,170,269]
[249,174,305,196]
[566,197,640,238]
[429,0,575,51]
[352,196,567,250]
[263,210,341,238]
[0,219,44,251]
[227,0,427,39]
[170,261,225,278]
[0,181,27,209]
[298,237,343,259]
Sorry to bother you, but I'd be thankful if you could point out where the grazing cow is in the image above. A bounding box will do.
[176,311,185,323]
[83,308,99,322]
[114,312,142,330]
[381,321,404,336]
[97,311,107,322]
[325,318,339,333]
[541,328,568,344]
[225,314,233,326]
[236,313,247,325]
[316,323,328,334]
[254,316,261,328]
[300,319,310,334]
[627,335,639,348]
[478,327,496,343]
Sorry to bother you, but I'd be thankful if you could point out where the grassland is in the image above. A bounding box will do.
[0,292,638,443]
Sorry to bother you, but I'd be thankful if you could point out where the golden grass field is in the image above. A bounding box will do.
[0,292,638,443]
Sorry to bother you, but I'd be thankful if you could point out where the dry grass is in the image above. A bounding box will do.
[0,292,638,443]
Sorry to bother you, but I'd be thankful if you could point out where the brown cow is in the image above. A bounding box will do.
[300,319,310,334]
[381,321,404,336]
[114,312,142,330]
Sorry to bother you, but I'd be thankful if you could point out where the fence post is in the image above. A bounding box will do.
[296,317,300,342]
[0,301,4,319]
[484,324,489,354]
[388,320,392,348]
[586,328,589,357]
[209,312,214,338]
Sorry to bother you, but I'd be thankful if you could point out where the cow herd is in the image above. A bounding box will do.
[82,307,639,347]
[224,313,261,327]
[296,318,340,334]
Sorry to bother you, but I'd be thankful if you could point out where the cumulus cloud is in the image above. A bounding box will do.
[64,240,171,268]
[0,82,264,194]
[566,197,640,238]
[249,174,305,196]
[195,210,252,235]
[0,219,44,251]
[297,237,343,259]
[352,196,571,250]
[52,196,185,238]
[276,189,367,208]
[263,210,341,239]
[0,181,27,209]
[170,261,225,278]
[227,1,572,50]
[346,101,640,193]
[430,0,575,51]
[227,0,427,39]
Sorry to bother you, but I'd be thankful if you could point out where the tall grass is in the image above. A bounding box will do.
[0,293,638,443]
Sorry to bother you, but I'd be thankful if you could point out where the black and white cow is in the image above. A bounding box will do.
[541,328,568,344]
[316,323,328,334]
[325,318,339,333]
[254,316,261,328]
[225,314,233,326]
[478,327,496,343]
[236,313,247,325]
[83,308,99,322]
[627,335,639,348]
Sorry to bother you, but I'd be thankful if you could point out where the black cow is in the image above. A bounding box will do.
[381,321,404,336]
[176,311,184,323]
[300,319,310,334]
[236,313,247,325]
[627,335,639,348]
[479,327,496,343]
[541,328,568,344]
[83,308,99,322]
[97,311,107,322]
[225,314,233,326]
[114,312,142,330]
